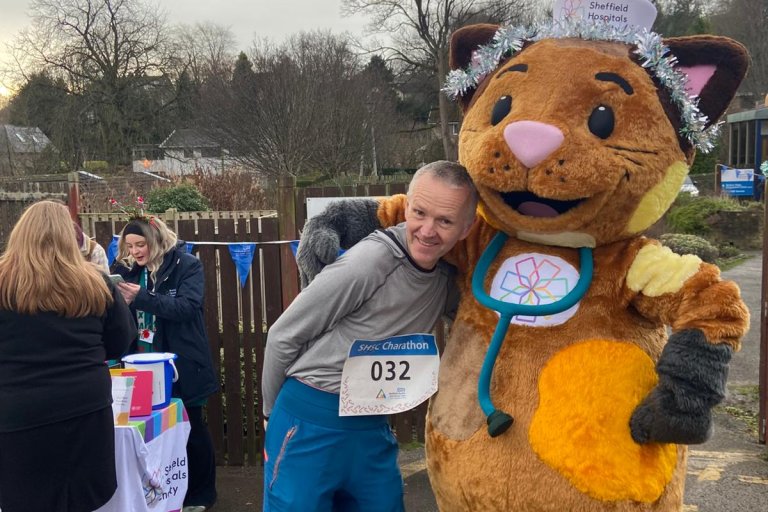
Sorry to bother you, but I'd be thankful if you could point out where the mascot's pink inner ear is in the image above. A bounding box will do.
[678,64,716,96]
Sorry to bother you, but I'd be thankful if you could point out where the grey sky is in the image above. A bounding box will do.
[0,0,371,67]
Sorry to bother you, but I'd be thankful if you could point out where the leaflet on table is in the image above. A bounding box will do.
[110,376,135,425]
[339,333,440,416]
[111,368,152,416]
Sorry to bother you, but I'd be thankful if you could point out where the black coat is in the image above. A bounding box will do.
[113,243,219,404]
[0,281,135,432]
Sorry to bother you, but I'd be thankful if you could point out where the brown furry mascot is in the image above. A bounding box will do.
[297,4,750,510]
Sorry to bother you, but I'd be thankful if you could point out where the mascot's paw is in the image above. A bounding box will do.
[297,221,341,288]
[630,329,732,445]
[630,386,714,444]
[296,199,381,288]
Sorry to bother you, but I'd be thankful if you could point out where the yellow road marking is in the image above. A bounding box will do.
[737,475,768,485]
[401,459,427,478]
[687,450,757,482]
[696,466,722,481]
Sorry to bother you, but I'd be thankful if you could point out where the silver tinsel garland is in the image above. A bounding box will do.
[443,18,719,153]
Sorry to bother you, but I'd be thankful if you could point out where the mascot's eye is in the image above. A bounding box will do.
[588,105,614,139]
[491,96,512,126]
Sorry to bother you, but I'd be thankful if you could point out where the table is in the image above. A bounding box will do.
[96,399,191,512]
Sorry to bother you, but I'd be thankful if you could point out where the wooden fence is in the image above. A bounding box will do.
[92,189,438,466]
[0,174,73,247]
[94,214,285,465]
[0,173,430,465]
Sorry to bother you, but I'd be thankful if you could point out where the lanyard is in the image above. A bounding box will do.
[471,231,594,436]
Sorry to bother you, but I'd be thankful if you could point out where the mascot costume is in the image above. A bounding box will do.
[296,1,751,510]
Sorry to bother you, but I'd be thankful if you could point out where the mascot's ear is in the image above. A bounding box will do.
[449,23,499,111]
[665,36,749,128]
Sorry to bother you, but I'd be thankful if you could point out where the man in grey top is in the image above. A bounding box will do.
[261,161,478,512]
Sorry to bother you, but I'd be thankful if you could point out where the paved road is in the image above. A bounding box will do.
[214,253,768,511]
[683,252,768,512]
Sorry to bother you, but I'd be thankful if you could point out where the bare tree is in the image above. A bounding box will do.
[343,0,535,160]
[4,0,175,165]
[653,0,714,36]
[711,0,768,103]
[200,31,402,180]
[172,22,238,87]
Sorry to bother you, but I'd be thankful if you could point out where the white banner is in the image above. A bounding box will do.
[96,421,191,512]
[553,0,657,30]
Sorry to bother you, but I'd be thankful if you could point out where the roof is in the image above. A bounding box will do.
[159,129,220,149]
[726,107,768,124]
[2,125,52,153]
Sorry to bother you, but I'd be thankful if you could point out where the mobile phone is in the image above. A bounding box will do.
[108,274,125,285]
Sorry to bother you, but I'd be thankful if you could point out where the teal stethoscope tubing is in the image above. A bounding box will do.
[472,231,594,432]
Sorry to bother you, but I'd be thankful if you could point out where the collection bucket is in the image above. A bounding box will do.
[121,352,179,410]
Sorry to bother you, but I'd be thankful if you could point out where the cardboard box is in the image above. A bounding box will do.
[110,368,152,417]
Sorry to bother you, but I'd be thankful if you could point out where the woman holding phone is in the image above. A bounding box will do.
[112,215,218,512]
[0,200,135,512]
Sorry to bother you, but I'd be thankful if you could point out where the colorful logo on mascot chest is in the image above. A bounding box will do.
[489,252,580,326]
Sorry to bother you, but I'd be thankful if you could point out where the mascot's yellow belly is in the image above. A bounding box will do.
[529,340,676,502]
[426,312,687,511]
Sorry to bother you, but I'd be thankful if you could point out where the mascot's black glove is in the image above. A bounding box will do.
[630,328,732,445]
[297,199,381,288]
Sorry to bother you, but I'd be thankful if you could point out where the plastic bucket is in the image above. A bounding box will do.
[122,352,179,410]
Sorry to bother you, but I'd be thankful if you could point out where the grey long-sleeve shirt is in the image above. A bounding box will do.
[262,223,456,416]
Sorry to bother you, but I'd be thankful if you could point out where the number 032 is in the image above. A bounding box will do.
[370,360,411,381]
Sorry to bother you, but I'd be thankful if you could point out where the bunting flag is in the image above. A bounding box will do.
[289,240,346,259]
[105,237,298,284]
[228,243,257,287]
[107,235,120,266]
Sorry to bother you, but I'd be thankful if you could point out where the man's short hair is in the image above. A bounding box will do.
[408,160,478,215]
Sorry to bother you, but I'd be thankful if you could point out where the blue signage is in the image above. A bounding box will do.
[720,166,754,197]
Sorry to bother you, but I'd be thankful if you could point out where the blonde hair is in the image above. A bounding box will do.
[117,216,178,282]
[0,201,112,317]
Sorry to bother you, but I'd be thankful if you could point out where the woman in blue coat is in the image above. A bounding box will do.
[113,215,218,511]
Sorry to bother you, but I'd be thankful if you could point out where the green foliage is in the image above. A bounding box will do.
[146,184,210,212]
[666,196,752,235]
[83,160,109,172]
[689,142,719,175]
[659,233,719,263]
[717,243,742,259]
[717,385,760,436]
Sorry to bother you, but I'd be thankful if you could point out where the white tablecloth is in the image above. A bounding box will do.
[96,408,191,511]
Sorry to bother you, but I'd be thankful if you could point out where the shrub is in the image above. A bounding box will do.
[185,168,271,210]
[146,184,209,212]
[717,243,741,259]
[666,196,751,235]
[659,233,719,263]
[83,160,109,172]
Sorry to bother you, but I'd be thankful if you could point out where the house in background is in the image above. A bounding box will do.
[132,129,234,176]
[0,125,55,176]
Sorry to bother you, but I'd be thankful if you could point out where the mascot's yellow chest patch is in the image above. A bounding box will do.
[529,339,677,502]
[488,252,581,326]
[627,243,702,296]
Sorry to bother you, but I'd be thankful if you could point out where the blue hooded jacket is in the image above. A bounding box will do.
[113,242,218,404]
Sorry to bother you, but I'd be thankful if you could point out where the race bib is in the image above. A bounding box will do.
[339,333,439,416]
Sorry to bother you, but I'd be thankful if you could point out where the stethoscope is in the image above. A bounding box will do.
[471,231,594,437]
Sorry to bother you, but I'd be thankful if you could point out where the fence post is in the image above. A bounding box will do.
[760,194,768,444]
[277,175,299,309]
[67,172,80,221]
